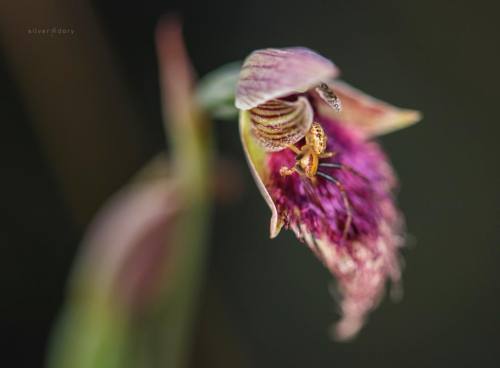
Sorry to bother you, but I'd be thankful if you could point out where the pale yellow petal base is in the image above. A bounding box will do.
[239,110,283,238]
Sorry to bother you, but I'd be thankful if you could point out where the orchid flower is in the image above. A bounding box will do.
[235,47,421,340]
[48,19,214,368]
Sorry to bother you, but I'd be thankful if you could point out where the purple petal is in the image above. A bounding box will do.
[312,213,402,341]
[77,174,181,311]
[236,48,339,110]
[266,118,403,339]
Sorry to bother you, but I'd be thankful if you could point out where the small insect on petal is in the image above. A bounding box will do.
[234,45,420,341]
[316,82,342,112]
[315,80,421,138]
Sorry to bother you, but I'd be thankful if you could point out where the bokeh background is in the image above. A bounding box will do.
[2,0,500,367]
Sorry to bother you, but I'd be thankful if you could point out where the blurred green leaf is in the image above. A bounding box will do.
[47,18,214,368]
[196,61,241,120]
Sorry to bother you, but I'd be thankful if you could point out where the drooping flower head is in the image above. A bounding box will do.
[236,47,420,340]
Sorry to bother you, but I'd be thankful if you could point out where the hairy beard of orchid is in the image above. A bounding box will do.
[267,117,402,339]
[236,47,420,340]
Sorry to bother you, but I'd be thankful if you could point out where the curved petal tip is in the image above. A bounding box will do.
[236,47,339,110]
[317,80,422,137]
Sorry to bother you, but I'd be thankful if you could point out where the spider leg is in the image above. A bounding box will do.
[316,171,352,241]
[287,144,302,155]
[318,163,343,169]
[319,151,335,159]
[319,162,368,181]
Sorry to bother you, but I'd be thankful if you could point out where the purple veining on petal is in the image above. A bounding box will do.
[235,47,339,110]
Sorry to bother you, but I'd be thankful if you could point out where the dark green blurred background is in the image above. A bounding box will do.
[2,0,500,367]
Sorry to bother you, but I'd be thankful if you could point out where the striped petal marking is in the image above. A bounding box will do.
[249,97,314,152]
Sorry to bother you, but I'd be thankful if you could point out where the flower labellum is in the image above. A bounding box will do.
[236,47,421,340]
